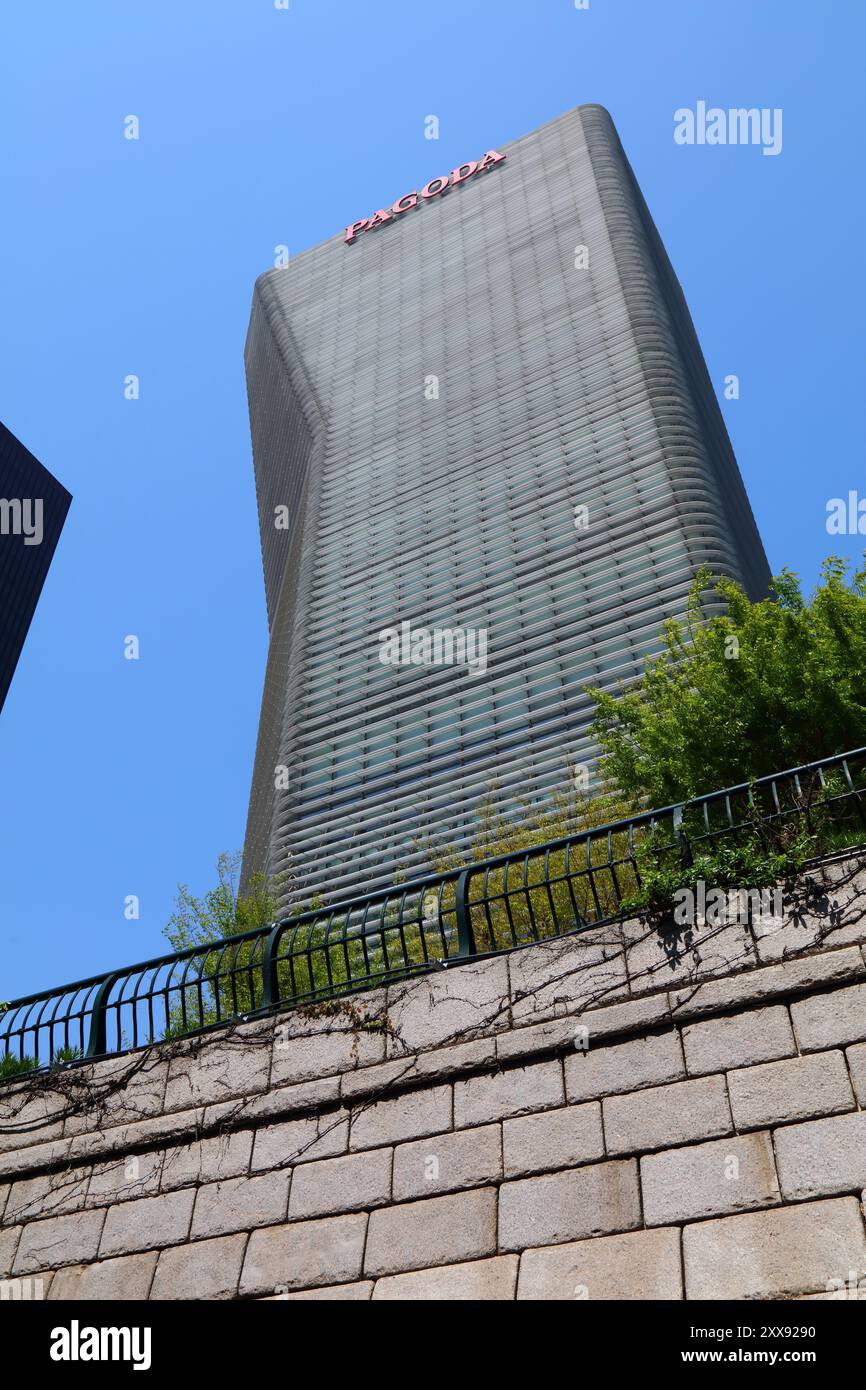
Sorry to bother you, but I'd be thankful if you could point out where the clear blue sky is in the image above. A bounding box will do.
[1,0,863,999]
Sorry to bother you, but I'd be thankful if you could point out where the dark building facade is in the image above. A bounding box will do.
[0,422,71,714]
[242,104,770,908]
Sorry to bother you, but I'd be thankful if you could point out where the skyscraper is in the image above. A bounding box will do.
[0,421,71,715]
[242,104,770,908]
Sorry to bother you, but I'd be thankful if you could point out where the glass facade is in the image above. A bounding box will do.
[0,421,71,714]
[242,104,770,907]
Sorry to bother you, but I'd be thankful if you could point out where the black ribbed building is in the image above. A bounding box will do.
[242,104,770,906]
[0,421,71,714]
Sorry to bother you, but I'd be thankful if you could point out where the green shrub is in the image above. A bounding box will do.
[590,557,866,809]
[0,1053,38,1079]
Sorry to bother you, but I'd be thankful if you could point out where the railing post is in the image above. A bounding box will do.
[258,922,283,1011]
[85,973,118,1059]
[673,805,693,867]
[454,870,476,957]
[840,757,866,832]
[260,922,282,1010]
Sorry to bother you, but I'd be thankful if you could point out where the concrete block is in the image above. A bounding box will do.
[48,1252,157,1300]
[392,1125,501,1201]
[364,1188,497,1277]
[683,1197,866,1300]
[159,1130,253,1191]
[13,1208,105,1274]
[164,1036,271,1111]
[641,1132,780,1226]
[775,1112,866,1200]
[251,1113,346,1172]
[565,993,674,1045]
[790,983,866,1052]
[277,1281,373,1300]
[508,929,628,1025]
[191,1171,290,1238]
[341,1039,496,1102]
[288,1149,392,1219]
[151,1233,248,1300]
[0,1086,67,1152]
[4,1167,90,1224]
[623,916,756,998]
[87,1152,164,1206]
[682,1006,795,1076]
[0,1225,21,1278]
[499,1159,640,1250]
[349,1084,452,1150]
[373,1255,518,1300]
[0,1137,72,1182]
[495,1016,590,1065]
[204,1076,340,1131]
[240,1214,367,1295]
[669,947,865,1022]
[753,869,866,963]
[603,1076,731,1155]
[728,1051,854,1130]
[271,1005,386,1088]
[62,1055,169,1136]
[386,958,511,1052]
[99,1188,194,1258]
[564,1029,684,1103]
[68,1109,202,1168]
[453,1061,563,1128]
[517,1228,682,1300]
[502,1104,603,1178]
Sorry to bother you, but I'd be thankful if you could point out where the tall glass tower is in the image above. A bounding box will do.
[0,421,71,715]
[242,104,770,907]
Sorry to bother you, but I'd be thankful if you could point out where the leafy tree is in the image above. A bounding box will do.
[161,853,391,1035]
[163,851,276,952]
[589,556,866,809]
[432,772,633,871]
[429,773,642,949]
[160,853,279,1036]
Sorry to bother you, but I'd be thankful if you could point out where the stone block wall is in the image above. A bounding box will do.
[2,851,866,1300]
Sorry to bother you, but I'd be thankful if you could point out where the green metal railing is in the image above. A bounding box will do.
[2,746,865,1077]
